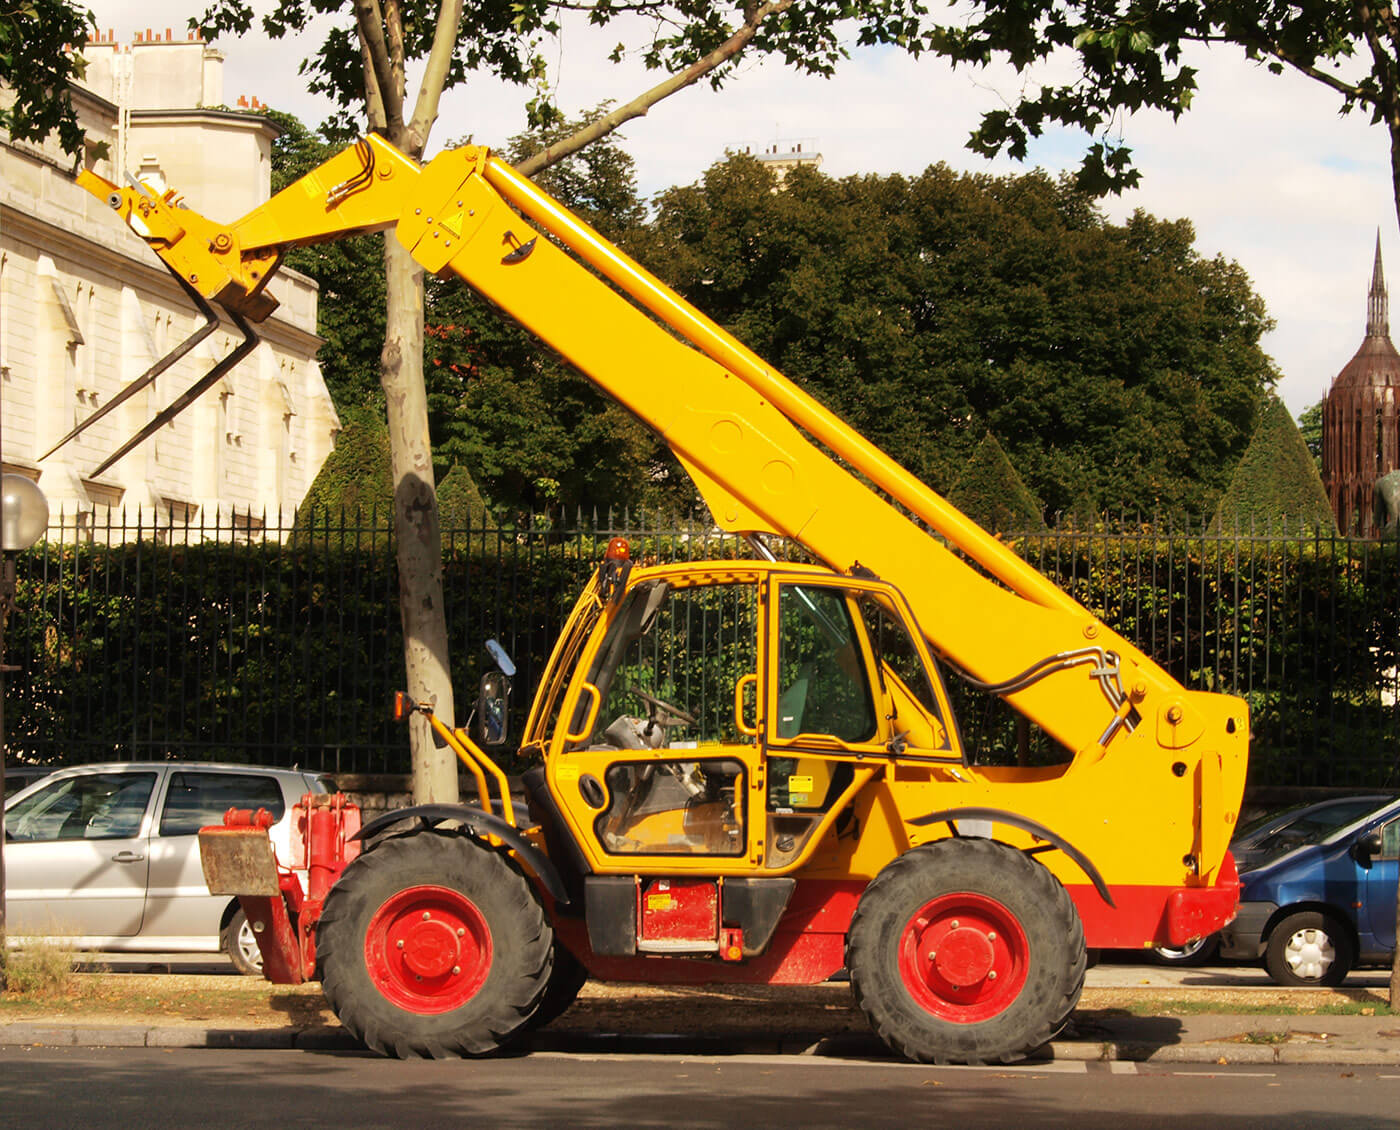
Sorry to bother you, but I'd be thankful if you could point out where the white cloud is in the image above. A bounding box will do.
[84,1,1399,415]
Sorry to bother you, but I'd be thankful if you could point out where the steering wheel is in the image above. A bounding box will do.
[629,688,698,728]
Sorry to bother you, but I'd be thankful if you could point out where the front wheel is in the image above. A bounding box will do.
[1264,911,1353,987]
[317,831,554,1058]
[846,839,1086,1065]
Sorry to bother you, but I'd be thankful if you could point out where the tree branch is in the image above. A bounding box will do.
[405,0,467,155]
[359,21,389,130]
[1271,50,1370,100]
[385,0,407,131]
[1355,0,1398,106]
[515,0,794,176]
[354,0,403,131]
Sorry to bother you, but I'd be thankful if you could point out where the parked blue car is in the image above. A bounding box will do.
[1220,794,1400,986]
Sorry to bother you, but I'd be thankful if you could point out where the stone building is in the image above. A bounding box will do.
[735,141,823,186]
[0,29,339,537]
[1322,237,1400,536]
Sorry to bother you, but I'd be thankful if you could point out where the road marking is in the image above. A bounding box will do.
[1171,1071,1277,1078]
[1108,1061,1138,1074]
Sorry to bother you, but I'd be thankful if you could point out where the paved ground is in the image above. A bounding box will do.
[4,957,1399,1065]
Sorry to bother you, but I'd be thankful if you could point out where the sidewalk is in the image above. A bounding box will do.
[4,978,1399,1065]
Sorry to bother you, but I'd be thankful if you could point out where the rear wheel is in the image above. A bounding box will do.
[847,839,1085,1065]
[317,831,553,1057]
[221,906,263,977]
[1264,911,1353,987]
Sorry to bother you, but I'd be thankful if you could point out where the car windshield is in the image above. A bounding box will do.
[1249,796,1396,866]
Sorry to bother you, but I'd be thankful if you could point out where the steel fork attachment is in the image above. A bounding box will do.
[40,269,261,476]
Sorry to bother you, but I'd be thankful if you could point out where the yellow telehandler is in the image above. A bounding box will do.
[65,134,1247,1063]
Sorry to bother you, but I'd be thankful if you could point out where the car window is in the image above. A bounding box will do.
[7,772,158,841]
[3,769,51,800]
[1380,819,1400,860]
[158,771,286,837]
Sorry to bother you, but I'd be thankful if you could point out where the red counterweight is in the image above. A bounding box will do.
[199,792,363,983]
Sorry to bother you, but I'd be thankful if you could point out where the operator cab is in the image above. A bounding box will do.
[527,541,962,877]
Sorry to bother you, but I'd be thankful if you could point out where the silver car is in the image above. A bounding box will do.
[3,762,332,973]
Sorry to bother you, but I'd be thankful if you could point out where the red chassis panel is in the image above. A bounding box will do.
[553,864,1239,984]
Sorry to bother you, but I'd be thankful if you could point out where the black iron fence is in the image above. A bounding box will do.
[5,509,1398,788]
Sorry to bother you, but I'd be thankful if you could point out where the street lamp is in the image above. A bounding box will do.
[0,473,48,948]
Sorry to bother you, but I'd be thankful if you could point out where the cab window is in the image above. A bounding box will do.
[1380,819,1400,860]
[857,591,945,726]
[578,580,758,749]
[595,759,745,856]
[775,584,876,743]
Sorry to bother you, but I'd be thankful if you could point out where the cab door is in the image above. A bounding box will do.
[762,576,960,868]
[550,572,764,872]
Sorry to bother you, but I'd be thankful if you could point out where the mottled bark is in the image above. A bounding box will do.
[381,236,458,803]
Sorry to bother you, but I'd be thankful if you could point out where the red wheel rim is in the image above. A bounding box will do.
[897,892,1029,1023]
[364,885,492,1014]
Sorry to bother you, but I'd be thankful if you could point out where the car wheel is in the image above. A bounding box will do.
[222,906,264,977]
[1153,934,1219,966]
[846,838,1086,1065]
[1264,911,1353,987]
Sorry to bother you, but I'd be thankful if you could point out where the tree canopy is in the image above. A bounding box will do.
[202,0,937,162]
[925,0,1400,221]
[1298,400,1324,469]
[637,155,1276,518]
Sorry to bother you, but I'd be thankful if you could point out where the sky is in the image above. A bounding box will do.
[84,1,1400,415]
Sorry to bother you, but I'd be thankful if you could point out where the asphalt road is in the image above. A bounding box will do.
[1,1046,1394,1129]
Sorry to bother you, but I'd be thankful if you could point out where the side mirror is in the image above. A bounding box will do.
[1352,830,1384,866]
[475,670,512,747]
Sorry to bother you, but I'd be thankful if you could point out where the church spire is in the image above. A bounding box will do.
[1367,230,1389,338]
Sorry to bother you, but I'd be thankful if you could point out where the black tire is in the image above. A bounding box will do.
[221,906,263,977]
[317,830,554,1058]
[524,942,589,1031]
[1153,933,1219,967]
[1264,910,1353,987]
[846,839,1086,1065]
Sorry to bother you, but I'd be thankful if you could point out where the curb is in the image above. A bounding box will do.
[2,1022,1397,1066]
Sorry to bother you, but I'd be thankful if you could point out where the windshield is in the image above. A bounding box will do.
[1246,795,1395,866]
